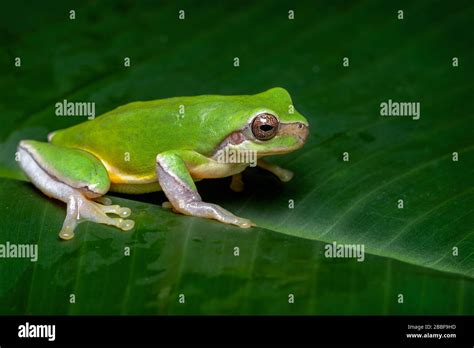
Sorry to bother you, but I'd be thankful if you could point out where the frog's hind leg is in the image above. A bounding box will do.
[17,140,134,240]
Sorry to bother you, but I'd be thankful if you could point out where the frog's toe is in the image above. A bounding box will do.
[88,210,135,232]
[92,215,135,231]
[98,204,132,218]
[59,224,76,240]
[234,217,255,228]
[94,196,113,205]
[112,206,132,218]
[117,219,135,231]
[162,201,181,213]
[118,207,132,218]
[89,202,135,231]
[278,169,294,182]
[162,201,173,209]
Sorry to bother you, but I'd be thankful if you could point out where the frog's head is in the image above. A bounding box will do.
[215,87,309,158]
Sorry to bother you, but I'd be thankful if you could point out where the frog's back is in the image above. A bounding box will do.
[49,95,251,184]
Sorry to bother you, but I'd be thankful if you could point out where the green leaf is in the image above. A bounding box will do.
[1,178,473,315]
[0,0,472,314]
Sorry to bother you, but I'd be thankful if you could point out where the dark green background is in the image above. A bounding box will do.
[0,0,472,314]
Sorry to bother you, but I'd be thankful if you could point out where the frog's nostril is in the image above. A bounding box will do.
[297,124,309,143]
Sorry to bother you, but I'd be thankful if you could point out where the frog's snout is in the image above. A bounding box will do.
[295,122,309,143]
[278,122,309,146]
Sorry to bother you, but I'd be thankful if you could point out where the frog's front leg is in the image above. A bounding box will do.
[156,150,254,228]
[17,140,134,240]
[257,158,294,182]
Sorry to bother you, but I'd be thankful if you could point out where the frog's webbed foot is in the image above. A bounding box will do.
[230,173,245,192]
[156,151,255,228]
[257,159,294,182]
[60,196,134,240]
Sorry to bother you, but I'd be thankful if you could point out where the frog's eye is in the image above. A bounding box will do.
[251,113,279,140]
